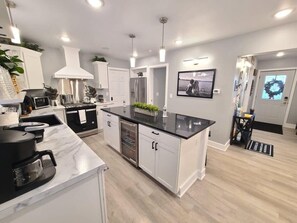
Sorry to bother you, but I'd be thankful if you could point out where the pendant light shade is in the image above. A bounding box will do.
[129,34,136,68]
[6,1,21,44]
[130,57,136,68]
[159,17,168,62]
[159,47,166,63]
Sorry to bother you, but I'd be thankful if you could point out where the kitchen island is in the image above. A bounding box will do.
[102,106,215,197]
[0,115,107,223]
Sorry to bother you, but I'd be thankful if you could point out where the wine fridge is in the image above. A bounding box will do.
[120,119,138,166]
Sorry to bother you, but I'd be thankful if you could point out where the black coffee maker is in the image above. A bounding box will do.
[0,130,57,204]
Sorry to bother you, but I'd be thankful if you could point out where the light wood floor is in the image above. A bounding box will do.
[83,128,297,223]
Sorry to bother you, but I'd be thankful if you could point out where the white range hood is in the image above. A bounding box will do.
[54,46,94,79]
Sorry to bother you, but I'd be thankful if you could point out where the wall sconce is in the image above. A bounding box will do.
[183,56,209,65]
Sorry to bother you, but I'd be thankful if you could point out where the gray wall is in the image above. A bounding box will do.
[40,46,129,89]
[137,22,297,145]
[153,67,166,108]
[257,56,297,125]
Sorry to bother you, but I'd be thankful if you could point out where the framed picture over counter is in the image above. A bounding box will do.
[177,69,216,99]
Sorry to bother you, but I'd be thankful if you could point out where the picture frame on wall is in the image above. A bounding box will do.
[177,69,216,99]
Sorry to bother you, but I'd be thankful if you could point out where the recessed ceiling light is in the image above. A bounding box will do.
[133,52,138,57]
[86,0,104,8]
[274,8,294,19]
[175,40,183,45]
[61,35,70,42]
[276,52,285,57]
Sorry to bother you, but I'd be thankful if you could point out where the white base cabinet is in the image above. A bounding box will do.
[139,124,209,197]
[103,111,120,152]
[53,106,66,123]
[2,172,107,223]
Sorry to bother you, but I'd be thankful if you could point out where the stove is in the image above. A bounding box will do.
[64,103,96,111]
[64,103,98,137]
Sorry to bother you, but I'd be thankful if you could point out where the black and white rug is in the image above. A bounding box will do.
[246,140,274,157]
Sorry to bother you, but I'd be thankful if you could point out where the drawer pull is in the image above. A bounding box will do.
[155,142,158,151]
[152,141,155,150]
[152,131,159,135]
[107,114,111,117]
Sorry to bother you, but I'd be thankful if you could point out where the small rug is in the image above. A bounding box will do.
[253,121,283,135]
[246,140,274,157]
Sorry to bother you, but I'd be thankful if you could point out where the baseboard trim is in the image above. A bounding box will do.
[177,168,205,198]
[208,139,230,151]
[283,123,296,129]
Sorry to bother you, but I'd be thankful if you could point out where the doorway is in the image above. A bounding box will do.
[149,64,168,109]
[253,69,296,125]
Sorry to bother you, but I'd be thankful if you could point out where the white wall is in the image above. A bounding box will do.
[257,56,297,125]
[137,22,297,145]
[40,46,129,88]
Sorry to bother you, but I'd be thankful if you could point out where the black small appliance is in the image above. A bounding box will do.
[0,130,57,204]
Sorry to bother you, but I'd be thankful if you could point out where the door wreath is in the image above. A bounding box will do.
[264,79,284,99]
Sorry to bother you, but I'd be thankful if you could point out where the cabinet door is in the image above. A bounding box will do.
[139,134,155,177]
[22,51,44,89]
[110,121,120,153]
[96,106,103,130]
[54,109,66,123]
[103,119,112,146]
[155,141,179,193]
[93,62,108,89]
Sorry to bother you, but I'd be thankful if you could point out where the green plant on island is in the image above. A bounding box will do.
[91,56,107,62]
[133,102,159,112]
[0,48,24,76]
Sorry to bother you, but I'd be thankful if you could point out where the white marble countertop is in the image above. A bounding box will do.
[0,116,106,221]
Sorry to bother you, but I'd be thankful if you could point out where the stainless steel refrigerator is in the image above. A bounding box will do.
[130,77,147,104]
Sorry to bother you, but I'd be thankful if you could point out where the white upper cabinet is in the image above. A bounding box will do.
[0,44,44,90]
[93,61,109,89]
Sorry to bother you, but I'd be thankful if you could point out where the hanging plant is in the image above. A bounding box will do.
[91,56,107,62]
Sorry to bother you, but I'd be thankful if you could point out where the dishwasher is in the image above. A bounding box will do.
[120,119,138,167]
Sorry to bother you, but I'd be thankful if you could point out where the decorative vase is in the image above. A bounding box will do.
[10,75,20,94]
[134,107,159,117]
[0,66,17,100]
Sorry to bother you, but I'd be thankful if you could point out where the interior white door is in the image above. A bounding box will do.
[108,68,130,105]
[254,69,296,125]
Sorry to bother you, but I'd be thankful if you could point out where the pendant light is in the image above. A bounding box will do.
[129,34,136,68]
[6,0,21,44]
[159,17,168,62]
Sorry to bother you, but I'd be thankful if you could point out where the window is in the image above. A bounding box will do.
[261,75,286,100]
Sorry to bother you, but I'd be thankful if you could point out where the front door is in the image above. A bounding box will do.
[254,69,296,125]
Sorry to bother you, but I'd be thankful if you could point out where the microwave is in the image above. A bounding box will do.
[32,97,50,109]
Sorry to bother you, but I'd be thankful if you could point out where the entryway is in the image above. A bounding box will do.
[253,69,296,126]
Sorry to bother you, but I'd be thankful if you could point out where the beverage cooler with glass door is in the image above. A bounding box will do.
[120,119,138,166]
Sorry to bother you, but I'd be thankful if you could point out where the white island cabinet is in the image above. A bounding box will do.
[139,124,209,197]
[102,111,120,152]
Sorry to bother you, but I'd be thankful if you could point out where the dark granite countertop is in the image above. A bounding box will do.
[101,106,215,139]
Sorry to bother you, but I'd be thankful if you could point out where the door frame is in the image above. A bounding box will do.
[148,63,169,107]
[251,67,297,127]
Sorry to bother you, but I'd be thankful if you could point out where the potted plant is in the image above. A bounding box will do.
[133,102,159,117]
[91,56,107,62]
[0,48,24,93]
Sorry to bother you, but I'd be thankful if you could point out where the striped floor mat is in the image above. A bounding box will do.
[246,140,274,157]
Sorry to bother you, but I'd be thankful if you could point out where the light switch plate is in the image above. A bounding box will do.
[169,93,173,98]
[213,89,221,94]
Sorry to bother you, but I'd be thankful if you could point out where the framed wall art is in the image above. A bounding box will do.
[177,69,216,99]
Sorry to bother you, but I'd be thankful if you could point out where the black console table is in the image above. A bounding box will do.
[230,115,255,148]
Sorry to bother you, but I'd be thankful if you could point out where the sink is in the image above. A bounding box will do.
[20,114,62,127]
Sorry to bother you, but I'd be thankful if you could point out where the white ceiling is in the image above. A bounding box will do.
[9,0,297,60]
[256,49,297,61]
